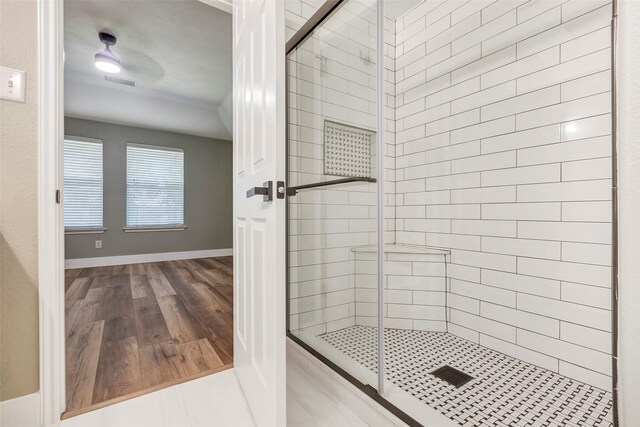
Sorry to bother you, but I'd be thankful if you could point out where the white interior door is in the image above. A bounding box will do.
[232,0,286,426]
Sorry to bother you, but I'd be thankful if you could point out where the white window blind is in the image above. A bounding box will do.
[64,137,104,229]
[126,143,184,227]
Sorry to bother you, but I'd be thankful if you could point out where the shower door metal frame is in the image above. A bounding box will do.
[610,1,619,425]
[284,1,621,427]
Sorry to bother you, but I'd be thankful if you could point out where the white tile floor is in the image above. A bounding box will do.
[54,365,372,427]
[54,369,256,427]
[287,360,371,427]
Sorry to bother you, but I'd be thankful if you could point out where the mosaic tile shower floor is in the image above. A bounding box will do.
[320,326,613,427]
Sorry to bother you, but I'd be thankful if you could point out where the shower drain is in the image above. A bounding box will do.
[430,365,474,388]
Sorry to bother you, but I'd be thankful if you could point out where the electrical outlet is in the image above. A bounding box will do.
[95,240,102,249]
[0,66,26,102]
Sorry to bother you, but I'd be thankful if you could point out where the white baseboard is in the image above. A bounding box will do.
[0,393,40,427]
[65,248,233,269]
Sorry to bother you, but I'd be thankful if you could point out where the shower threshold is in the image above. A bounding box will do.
[319,326,613,427]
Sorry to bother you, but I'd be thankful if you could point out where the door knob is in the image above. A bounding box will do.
[246,181,273,202]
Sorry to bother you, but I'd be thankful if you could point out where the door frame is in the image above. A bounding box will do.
[38,0,65,424]
[36,1,235,425]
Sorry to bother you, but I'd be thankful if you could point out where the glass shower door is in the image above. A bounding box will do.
[287,0,616,425]
[286,0,382,391]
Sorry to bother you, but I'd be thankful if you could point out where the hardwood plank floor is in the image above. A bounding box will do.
[64,256,234,417]
[66,320,104,411]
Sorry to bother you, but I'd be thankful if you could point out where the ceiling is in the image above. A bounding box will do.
[64,0,232,140]
[385,0,423,19]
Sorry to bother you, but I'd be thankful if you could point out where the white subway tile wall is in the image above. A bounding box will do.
[394,0,612,390]
[286,0,397,336]
[353,246,449,330]
[286,0,613,393]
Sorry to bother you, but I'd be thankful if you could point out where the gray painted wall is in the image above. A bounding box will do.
[64,117,232,259]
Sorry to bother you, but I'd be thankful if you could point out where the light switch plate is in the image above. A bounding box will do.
[0,66,26,103]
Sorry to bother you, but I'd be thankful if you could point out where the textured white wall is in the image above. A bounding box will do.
[615,0,640,424]
[0,0,40,402]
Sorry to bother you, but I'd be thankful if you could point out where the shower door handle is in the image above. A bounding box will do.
[246,181,273,202]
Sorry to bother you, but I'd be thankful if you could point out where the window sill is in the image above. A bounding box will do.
[65,228,107,235]
[123,226,187,233]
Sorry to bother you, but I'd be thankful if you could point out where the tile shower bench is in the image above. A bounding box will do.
[352,244,450,332]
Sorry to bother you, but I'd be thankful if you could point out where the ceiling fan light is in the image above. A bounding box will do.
[94,40,121,73]
[95,59,121,73]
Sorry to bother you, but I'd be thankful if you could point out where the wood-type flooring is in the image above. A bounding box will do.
[64,257,233,416]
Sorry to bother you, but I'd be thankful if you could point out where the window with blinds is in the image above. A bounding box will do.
[126,143,184,228]
[64,137,104,230]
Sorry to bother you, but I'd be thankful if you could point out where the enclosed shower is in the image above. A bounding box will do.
[286,0,614,425]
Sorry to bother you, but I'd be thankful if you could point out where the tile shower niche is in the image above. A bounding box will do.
[323,120,375,179]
